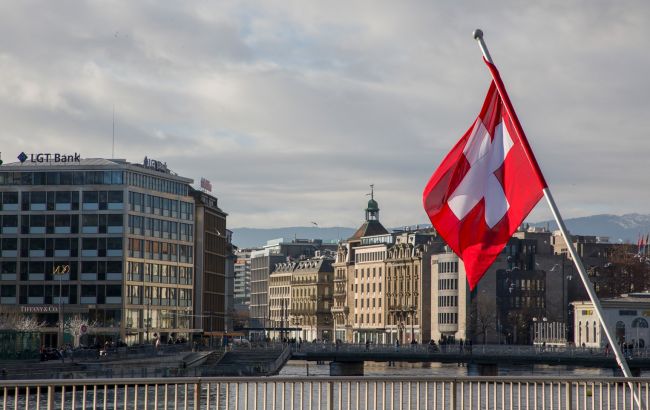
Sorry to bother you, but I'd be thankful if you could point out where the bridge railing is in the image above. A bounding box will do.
[0,376,648,410]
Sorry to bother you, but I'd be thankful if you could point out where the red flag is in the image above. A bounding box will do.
[423,59,547,290]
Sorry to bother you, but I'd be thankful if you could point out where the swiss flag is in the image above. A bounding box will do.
[423,59,547,290]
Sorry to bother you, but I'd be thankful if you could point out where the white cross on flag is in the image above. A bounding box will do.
[423,60,547,290]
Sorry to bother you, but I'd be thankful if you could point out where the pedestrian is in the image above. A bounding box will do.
[395,339,400,352]
[365,339,370,351]
[605,343,610,356]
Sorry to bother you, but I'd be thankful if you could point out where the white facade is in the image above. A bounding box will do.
[430,251,470,342]
[573,293,650,348]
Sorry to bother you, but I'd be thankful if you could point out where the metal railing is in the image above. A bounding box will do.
[0,376,648,409]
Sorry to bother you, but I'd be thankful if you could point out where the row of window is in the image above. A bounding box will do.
[125,285,192,307]
[126,172,189,196]
[0,213,124,235]
[386,279,414,292]
[127,239,193,263]
[507,296,545,309]
[0,284,122,304]
[355,267,382,278]
[0,237,122,257]
[128,215,193,241]
[356,251,386,263]
[0,171,124,186]
[351,283,382,293]
[128,192,193,220]
[0,169,191,198]
[0,260,122,278]
[126,261,194,285]
[438,312,458,325]
[355,298,382,308]
[438,295,458,307]
[437,261,459,274]
[511,279,545,291]
[355,313,382,324]
[124,308,192,330]
[439,278,458,290]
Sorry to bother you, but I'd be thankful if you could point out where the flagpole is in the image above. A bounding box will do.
[473,28,642,405]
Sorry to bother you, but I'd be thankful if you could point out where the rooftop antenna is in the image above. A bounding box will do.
[367,184,374,200]
[112,105,115,159]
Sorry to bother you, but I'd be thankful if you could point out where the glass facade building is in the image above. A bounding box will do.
[0,158,195,346]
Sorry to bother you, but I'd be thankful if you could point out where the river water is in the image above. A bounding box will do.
[277,359,648,377]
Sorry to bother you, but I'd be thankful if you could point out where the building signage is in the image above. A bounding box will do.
[200,177,212,192]
[17,152,81,163]
[143,156,169,173]
[21,306,58,313]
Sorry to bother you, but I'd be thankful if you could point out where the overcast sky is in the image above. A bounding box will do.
[1,1,648,229]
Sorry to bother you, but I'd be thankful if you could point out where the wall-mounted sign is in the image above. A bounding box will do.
[143,156,169,173]
[18,152,81,163]
[21,306,58,313]
[200,177,212,192]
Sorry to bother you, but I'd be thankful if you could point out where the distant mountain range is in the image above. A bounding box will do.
[531,213,650,244]
[230,213,650,249]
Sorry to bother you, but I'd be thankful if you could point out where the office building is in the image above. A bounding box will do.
[191,188,229,333]
[233,249,253,306]
[0,156,196,345]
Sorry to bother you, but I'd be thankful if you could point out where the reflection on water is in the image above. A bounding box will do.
[277,360,648,377]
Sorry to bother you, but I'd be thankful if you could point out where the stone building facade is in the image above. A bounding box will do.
[290,256,335,342]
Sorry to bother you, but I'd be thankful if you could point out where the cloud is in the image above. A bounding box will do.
[1,1,649,228]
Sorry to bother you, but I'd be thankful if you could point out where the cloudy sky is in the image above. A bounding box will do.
[1,1,648,228]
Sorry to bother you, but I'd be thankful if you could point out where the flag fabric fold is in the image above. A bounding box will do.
[423,60,546,290]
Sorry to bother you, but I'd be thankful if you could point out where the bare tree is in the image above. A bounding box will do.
[469,307,496,344]
[58,315,98,347]
[0,313,46,331]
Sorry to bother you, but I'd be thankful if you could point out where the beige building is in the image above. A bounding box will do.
[385,231,440,344]
[268,261,294,339]
[333,190,443,344]
[332,243,354,342]
[290,256,335,342]
[352,238,390,343]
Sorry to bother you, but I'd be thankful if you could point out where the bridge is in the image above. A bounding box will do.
[1,375,647,409]
[289,344,650,376]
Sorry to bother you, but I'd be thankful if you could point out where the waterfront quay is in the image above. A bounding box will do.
[1,375,649,409]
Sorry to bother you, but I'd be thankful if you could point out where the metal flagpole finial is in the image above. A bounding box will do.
[472,28,494,64]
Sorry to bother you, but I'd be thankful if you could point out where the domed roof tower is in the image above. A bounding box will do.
[350,184,388,240]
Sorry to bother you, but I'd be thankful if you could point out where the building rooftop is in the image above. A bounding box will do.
[1,156,193,183]
[349,220,389,240]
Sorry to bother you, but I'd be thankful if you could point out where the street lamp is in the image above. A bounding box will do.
[53,264,70,347]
